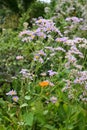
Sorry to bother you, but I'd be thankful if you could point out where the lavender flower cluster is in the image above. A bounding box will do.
[19,18,62,42]
[18,1,87,104]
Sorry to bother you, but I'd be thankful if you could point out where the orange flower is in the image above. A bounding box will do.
[39,81,49,87]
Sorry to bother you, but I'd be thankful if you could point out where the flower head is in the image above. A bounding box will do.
[6,90,17,96]
[55,37,68,42]
[38,50,46,56]
[39,81,49,87]
[48,70,57,76]
[50,96,57,103]
[12,96,19,102]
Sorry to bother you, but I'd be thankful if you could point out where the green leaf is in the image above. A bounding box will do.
[67,124,74,130]
[43,110,48,115]
[24,96,31,100]
[23,112,34,126]
[63,103,68,112]
[20,103,28,108]
[44,124,55,130]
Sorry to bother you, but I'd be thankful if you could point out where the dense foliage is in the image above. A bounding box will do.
[0,0,47,29]
[0,0,87,130]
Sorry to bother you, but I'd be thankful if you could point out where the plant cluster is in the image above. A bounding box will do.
[0,0,87,130]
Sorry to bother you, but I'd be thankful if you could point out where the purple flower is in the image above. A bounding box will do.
[19,18,63,42]
[55,37,68,42]
[34,54,40,61]
[65,17,83,23]
[50,96,57,103]
[45,46,54,51]
[71,17,83,23]
[6,90,17,96]
[20,69,29,74]
[65,17,71,21]
[38,50,46,56]
[19,30,32,37]
[48,70,57,76]
[36,31,46,38]
[54,47,66,52]
[12,96,19,102]
[20,69,33,80]
[35,18,62,36]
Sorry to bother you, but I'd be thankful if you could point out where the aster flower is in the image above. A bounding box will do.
[6,90,17,96]
[75,65,82,70]
[34,54,40,61]
[55,37,68,42]
[19,30,31,37]
[19,30,35,42]
[20,69,33,80]
[45,46,54,51]
[20,69,29,74]
[35,18,62,36]
[50,96,57,103]
[74,71,87,84]
[34,53,44,63]
[36,31,46,39]
[65,53,77,64]
[48,70,57,76]
[19,18,63,43]
[65,17,83,23]
[54,47,66,52]
[71,17,83,23]
[12,96,19,102]
[70,46,84,58]
[49,82,55,87]
[38,50,46,56]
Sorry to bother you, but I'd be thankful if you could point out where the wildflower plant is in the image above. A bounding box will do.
[0,0,87,130]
